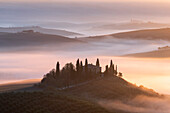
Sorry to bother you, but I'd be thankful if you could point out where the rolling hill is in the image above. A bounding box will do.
[86,28,170,41]
[91,22,170,31]
[112,28,170,41]
[0,26,82,37]
[0,76,161,113]
[124,49,170,58]
[0,31,83,52]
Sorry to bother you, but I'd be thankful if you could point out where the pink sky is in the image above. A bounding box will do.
[1,0,170,3]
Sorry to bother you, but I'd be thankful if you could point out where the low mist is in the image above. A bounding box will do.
[99,95,170,113]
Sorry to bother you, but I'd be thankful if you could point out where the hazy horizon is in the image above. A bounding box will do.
[1,1,170,27]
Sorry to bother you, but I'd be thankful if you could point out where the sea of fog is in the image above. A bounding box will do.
[0,36,170,94]
[1,46,170,94]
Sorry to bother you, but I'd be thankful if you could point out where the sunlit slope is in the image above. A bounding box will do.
[64,76,159,100]
[0,92,115,113]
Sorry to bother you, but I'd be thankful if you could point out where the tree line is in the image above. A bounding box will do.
[40,58,122,88]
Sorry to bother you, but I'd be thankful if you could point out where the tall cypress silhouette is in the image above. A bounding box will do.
[110,60,113,74]
[85,58,88,75]
[113,64,115,75]
[116,65,118,76]
[96,58,100,67]
[80,61,83,74]
[56,61,60,77]
[76,59,80,72]
[105,65,109,76]
[80,61,83,67]
[110,60,113,68]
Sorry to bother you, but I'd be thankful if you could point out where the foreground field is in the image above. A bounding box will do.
[0,91,127,113]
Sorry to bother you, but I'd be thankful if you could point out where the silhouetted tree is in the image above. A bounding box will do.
[118,72,123,78]
[62,63,75,87]
[80,61,83,75]
[105,65,109,76]
[109,60,114,74]
[56,62,60,77]
[76,59,80,72]
[96,58,100,67]
[80,61,83,67]
[115,65,118,76]
[110,60,113,68]
[113,64,115,75]
[85,58,88,75]
[50,69,55,78]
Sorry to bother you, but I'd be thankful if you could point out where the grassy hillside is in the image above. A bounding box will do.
[112,28,170,41]
[64,76,159,100]
[0,92,116,113]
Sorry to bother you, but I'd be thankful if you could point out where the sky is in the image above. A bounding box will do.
[1,0,170,3]
[1,0,170,26]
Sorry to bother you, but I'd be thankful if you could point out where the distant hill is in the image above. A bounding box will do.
[112,28,170,41]
[124,49,170,58]
[39,22,108,30]
[86,28,170,41]
[91,22,170,31]
[0,31,83,52]
[0,26,82,37]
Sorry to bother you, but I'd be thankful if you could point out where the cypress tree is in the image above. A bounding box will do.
[116,65,118,76]
[110,60,113,68]
[113,64,115,75]
[105,65,109,76]
[96,58,100,67]
[85,58,88,66]
[56,61,60,77]
[76,59,80,72]
[80,61,83,74]
[110,60,113,74]
[85,58,88,75]
[80,61,83,67]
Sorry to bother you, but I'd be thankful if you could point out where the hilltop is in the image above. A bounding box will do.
[39,59,160,100]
